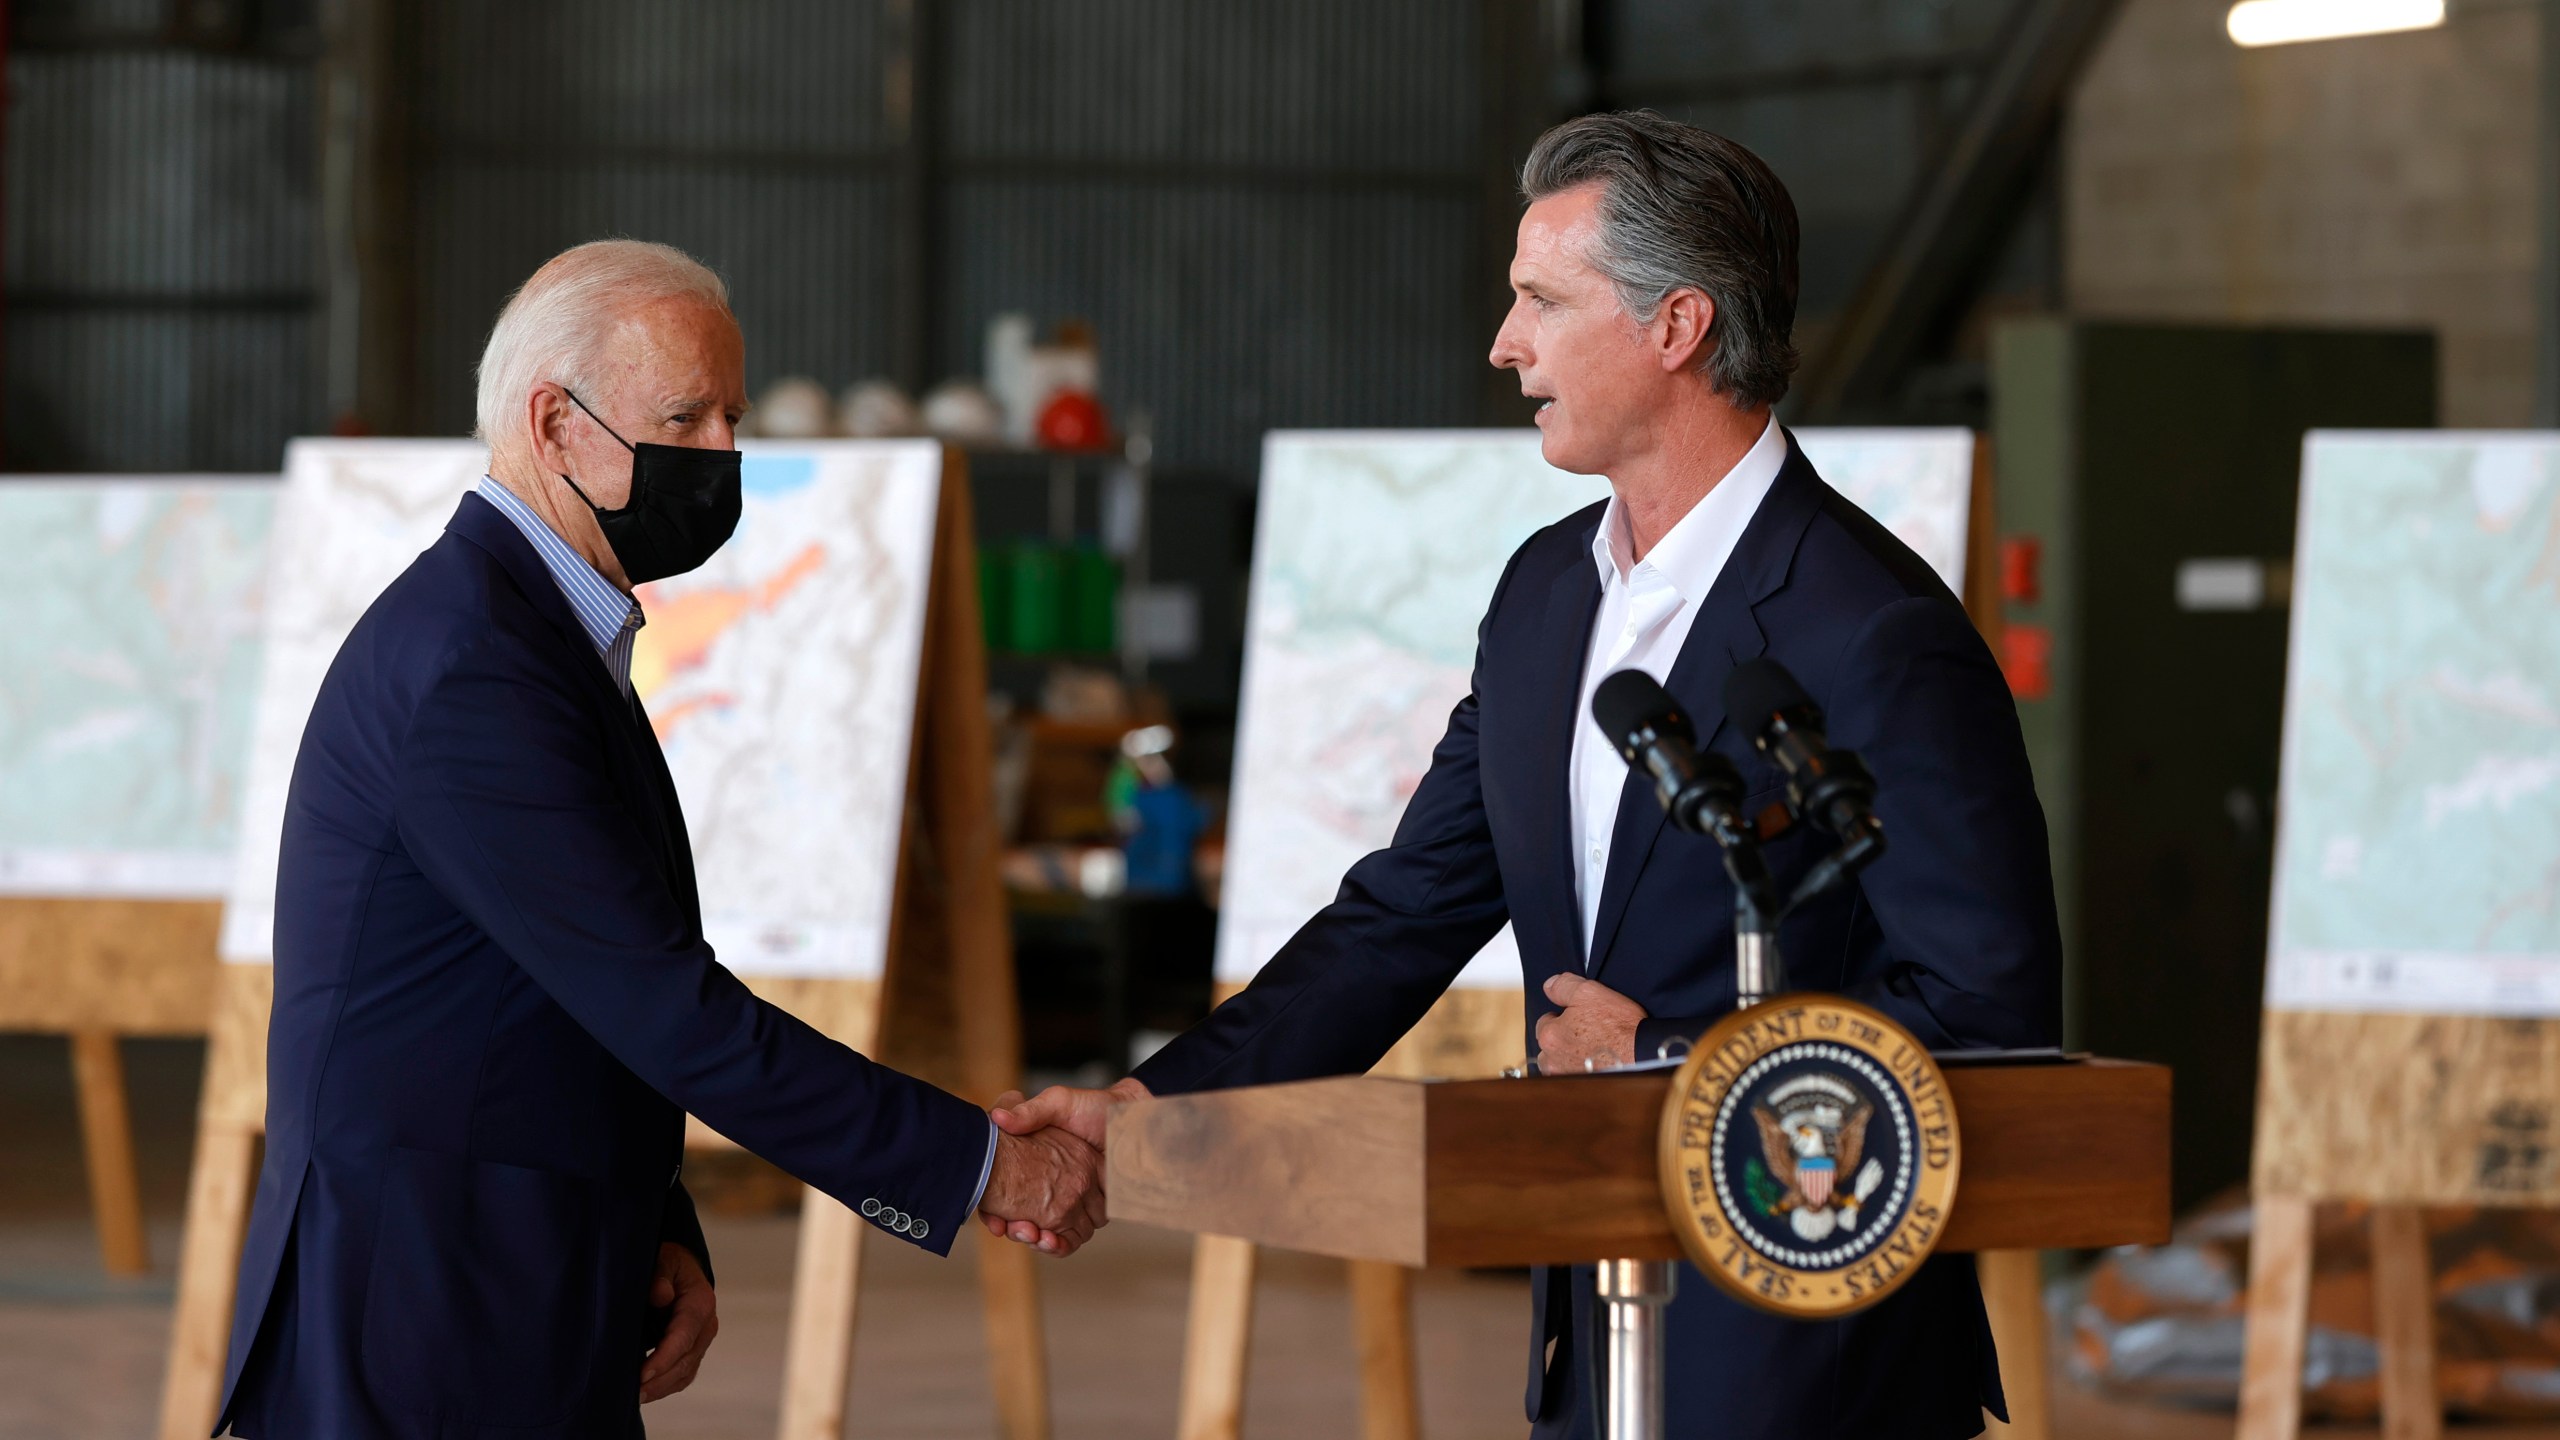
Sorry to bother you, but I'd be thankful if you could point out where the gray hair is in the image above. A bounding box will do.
[474,239,733,446]
[1521,112,1800,410]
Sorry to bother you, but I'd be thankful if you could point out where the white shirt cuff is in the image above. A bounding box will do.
[968,1117,998,1214]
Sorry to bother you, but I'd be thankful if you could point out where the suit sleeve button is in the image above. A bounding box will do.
[860,1199,882,1218]
[913,1219,930,1239]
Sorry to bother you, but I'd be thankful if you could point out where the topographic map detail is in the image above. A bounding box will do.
[221,439,937,979]
[1216,428,1974,988]
[0,479,273,897]
[630,446,939,977]
[2267,434,2560,1016]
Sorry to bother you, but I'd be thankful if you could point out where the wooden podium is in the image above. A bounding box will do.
[1110,1058,2170,1435]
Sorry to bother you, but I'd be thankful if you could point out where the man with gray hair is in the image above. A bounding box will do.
[217,240,1103,1438]
[997,114,2059,1438]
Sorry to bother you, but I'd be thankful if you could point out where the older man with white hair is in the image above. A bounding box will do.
[215,240,1102,1439]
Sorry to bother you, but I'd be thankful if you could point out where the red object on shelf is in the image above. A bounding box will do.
[2000,624,2053,701]
[1036,390,1112,452]
[2000,535,2042,605]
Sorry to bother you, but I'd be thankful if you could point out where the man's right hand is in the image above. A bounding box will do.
[980,1079,1150,1248]
[976,1124,1105,1256]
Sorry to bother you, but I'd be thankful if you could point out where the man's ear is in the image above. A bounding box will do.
[1657,287,1714,374]
[526,385,572,475]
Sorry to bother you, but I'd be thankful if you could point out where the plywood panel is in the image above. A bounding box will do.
[0,898,220,1032]
[2253,1010,2560,1206]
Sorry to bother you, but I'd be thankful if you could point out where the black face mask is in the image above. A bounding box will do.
[557,389,743,585]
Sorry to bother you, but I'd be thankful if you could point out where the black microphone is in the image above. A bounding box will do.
[1720,658,1879,842]
[1591,669,1746,842]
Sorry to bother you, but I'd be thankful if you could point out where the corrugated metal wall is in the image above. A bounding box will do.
[403,0,1494,477]
[3,1,321,471]
[1606,0,2029,334]
[938,0,1488,475]
[411,0,898,436]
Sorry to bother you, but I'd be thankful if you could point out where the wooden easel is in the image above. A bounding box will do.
[1171,439,2057,1440]
[2237,1011,2560,1440]
[157,457,1053,1440]
[0,898,222,1277]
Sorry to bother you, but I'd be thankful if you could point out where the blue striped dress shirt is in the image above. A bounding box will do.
[469,476,1001,1218]
[475,477,644,697]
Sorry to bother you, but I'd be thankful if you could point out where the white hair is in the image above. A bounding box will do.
[473,239,732,446]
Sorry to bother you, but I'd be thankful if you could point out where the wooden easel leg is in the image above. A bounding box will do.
[69,1029,150,1276]
[977,1229,1052,1440]
[2370,1206,2441,1440]
[2236,1193,2315,1440]
[1348,1259,1421,1440]
[776,1189,868,1440]
[1177,1236,1259,1440]
[157,1119,259,1440]
[1976,1250,2050,1440]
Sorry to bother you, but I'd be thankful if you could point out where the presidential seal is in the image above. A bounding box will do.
[1657,995,1960,1318]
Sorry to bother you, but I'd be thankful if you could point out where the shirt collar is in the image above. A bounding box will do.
[474,476,641,656]
[1589,413,1788,599]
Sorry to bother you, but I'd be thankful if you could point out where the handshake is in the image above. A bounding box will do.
[971,1076,1152,1257]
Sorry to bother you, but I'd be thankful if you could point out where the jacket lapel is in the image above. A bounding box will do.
[1584,436,1825,981]
[446,493,690,897]
[1528,534,1605,972]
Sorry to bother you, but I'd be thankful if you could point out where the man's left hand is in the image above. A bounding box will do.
[640,1241,717,1403]
[1535,972,1647,1073]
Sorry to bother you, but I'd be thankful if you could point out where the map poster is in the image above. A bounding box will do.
[0,477,275,899]
[2264,432,2560,1017]
[219,439,941,980]
[1215,427,1975,990]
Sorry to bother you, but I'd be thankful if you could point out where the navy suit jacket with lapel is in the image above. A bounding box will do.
[1133,433,2062,1440]
[218,493,988,1439]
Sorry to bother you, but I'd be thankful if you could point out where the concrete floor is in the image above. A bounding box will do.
[2,1035,2554,1439]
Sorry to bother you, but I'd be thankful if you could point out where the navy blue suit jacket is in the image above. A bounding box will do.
[1132,435,2062,1439]
[219,493,988,1438]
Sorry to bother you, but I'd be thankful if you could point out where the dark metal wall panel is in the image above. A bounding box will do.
[1612,0,2009,86]
[410,0,895,435]
[8,310,317,471]
[412,164,898,433]
[944,180,1479,475]
[3,47,319,470]
[945,0,1480,173]
[1609,0,2008,322]
[422,0,889,158]
[940,0,1491,473]
[6,52,316,295]
[1652,83,1959,319]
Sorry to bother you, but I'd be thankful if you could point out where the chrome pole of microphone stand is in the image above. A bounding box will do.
[1735,926,1784,1010]
[1597,1258,1676,1440]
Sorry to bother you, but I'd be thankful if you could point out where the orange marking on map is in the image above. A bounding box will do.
[632,543,826,705]
[648,692,736,743]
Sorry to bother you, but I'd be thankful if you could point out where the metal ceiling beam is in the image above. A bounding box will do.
[1792,0,2126,421]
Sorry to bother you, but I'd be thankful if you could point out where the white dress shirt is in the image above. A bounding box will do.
[1568,416,1787,961]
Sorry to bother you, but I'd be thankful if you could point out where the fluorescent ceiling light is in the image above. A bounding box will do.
[2227,0,2445,46]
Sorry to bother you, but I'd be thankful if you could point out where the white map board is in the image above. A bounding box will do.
[2264,432,2560,1016]
[0,477,275,898]
[1216,427,1976,989]
[220,438,941,979]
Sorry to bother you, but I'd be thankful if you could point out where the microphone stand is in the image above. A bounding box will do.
[1707,810,1884,1011]
[1591,812,1886,1440]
